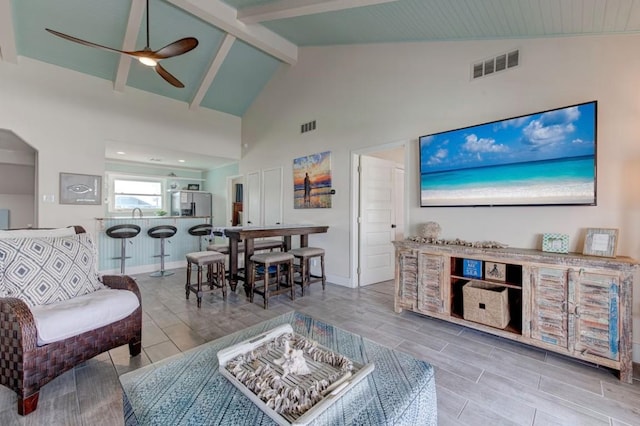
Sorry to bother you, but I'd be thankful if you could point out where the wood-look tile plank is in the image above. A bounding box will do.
[75,356,123,425]
[459,327,548,361]
[378,322,449,352]
[436,368,536,425]
[398,340,484,382]
[435,384,467,420]
[440,343,541,387]
[490,347,605,395]
[162,322,206,351]
[539,376,640,425]
[141,321,170,348]
[143,340,182,363]
[458,399,522,426]
[480,370,610,425]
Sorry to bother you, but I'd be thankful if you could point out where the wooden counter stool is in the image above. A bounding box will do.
[289,247,326,296]
[185,251,226,307]
[105,224,141,274]
[249,251,294,309]
[148,225,177,277]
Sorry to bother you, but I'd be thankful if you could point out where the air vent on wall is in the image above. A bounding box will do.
[471,49,519,80]
[300,120,316,134]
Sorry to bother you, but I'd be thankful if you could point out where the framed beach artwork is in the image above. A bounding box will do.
[293,151,332,209]
[418,101,597,207]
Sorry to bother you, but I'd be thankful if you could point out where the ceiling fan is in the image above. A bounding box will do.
[46,0,198,88]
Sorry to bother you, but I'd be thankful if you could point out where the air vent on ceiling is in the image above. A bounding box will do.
[471,49,519,80]
[300,120,316,134]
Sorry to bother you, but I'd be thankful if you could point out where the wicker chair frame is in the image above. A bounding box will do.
[0,228,142,415]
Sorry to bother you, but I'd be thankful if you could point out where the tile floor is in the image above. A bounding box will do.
[0,269,639,425]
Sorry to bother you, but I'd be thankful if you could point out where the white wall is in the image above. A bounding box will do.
[203,162,239,226]
[0,57,241,234]
[241,34,640,357]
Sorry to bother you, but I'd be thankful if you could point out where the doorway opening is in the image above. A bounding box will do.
[350,140,407,288]
[0,129,37,229]
[226,174,244,226]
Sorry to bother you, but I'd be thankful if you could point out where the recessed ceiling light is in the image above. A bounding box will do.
[116,151,126,155]
[178,159,185,163]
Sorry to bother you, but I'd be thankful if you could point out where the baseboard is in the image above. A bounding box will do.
[99,260,187,276]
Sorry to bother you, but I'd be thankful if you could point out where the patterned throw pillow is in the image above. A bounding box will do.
[0,233,105,307]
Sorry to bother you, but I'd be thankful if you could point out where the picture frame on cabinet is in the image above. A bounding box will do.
[542,233,570,253]
[582,228,619,258]
[484,261,506,282]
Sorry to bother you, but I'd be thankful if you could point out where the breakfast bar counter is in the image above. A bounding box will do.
[95,216,211,273]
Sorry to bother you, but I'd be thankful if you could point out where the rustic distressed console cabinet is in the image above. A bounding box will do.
[393,240,638,382]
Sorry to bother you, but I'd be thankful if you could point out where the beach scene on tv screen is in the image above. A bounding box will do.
[419,101,596,207]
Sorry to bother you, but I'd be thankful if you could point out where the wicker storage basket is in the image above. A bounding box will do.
[463,281,510,329]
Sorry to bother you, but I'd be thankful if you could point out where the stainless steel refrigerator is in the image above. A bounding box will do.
[171,191,212,217]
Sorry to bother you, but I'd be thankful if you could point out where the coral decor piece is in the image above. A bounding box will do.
[420,221,442,239]
[408,235,508,249]
[273,340,312,378]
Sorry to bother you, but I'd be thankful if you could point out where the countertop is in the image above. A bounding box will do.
[96,216,212,220]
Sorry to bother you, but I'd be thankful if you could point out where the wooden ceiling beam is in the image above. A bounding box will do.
[167,0,297,65]
[0,0,18,63]
[114,0,146,92]
[237,0,400,24]
[190,33,235,110]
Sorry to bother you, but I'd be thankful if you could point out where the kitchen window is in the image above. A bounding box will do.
[109,175,164,213]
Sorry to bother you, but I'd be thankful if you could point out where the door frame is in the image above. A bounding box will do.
[350,139,409,287]
[226,174,243,226]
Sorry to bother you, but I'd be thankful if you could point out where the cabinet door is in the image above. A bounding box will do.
[417,252,445,314]
[396,249,418,311]
[570,270,620,361]
[530,267,569,349]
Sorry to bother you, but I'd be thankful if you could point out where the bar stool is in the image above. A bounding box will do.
[188,223,212,251]
[148,225,177,277]
[105,224,141,274]
[185,251,226,307]
[289,247,326,296]
[249,251,294,309]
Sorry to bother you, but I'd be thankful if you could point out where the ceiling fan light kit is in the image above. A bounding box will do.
[45,0,197,88]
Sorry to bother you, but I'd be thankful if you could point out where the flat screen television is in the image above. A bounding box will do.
[418,101,597,207]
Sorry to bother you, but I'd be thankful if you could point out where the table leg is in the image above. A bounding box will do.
[284,236,292,251]
[300,234,309,248]
[228,238,239,292]
[243,238,255,298]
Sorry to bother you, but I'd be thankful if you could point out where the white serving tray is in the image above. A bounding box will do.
[217,324,374,426]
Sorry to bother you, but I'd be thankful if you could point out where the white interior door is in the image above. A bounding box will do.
[245,171,261,226]
[359,155,395,286]
[394,167,405,240]
[262,167,283,225]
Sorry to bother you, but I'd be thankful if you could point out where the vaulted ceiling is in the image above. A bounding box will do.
[3,0,640,119]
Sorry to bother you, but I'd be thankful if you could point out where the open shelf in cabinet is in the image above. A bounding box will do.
[450,257,522,335]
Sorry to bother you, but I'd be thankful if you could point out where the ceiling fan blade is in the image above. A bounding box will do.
[46,28,128,56]
[155,63,185,88]
[153,38,199,59]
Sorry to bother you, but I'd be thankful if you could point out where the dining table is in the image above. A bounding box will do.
[218,224,329,296]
